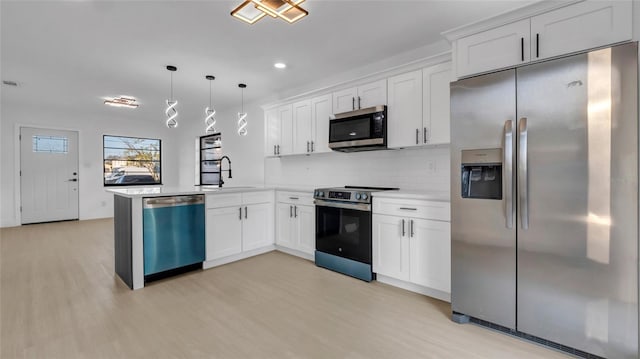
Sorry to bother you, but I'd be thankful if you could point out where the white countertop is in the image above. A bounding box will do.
[107,185,315,198]
[371,190,450,202]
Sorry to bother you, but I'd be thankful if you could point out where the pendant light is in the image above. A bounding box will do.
[231,0,308,25]
[165,65,178,129]
[204,75,217,135]
[237,83,248,137]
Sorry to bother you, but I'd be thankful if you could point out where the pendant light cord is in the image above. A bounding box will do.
[209,81,212,108]
[241,87,244,113]
[170,72,173,101]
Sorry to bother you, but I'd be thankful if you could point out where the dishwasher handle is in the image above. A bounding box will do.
[144,195,204,208]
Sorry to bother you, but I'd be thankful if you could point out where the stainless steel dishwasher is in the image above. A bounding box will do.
[142,195,205,279]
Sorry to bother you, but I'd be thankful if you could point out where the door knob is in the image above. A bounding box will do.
[68,179,78,182]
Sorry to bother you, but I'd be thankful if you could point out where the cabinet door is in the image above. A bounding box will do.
[387,70,423,148]
[456,19,530,78]
[530,1,632,61]
[292,99,312,155]
[295,204,315,255]
[310,94,332,154]
[423,62,452,145]
[206,207,242,260]
[372,214,409,281]
[278,104,294,156]
[357,79,387,108]
[409,218,451,293]
[242,203,274,251]
[332,87,357,114]
[276,202,295,248]
[264,108,280,156]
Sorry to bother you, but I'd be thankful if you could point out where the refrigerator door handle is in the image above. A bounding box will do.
[518,117,529,230]
[504,120,514,229]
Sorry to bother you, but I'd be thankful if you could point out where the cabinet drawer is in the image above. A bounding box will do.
[373,197,450,221]
[206,193,242,209]
[242,190,274,205]
[276,191,314,206]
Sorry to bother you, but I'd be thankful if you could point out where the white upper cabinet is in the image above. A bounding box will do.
[332,87,358,114]
[311,94,332,154]
[332,79,387,115]
[278,104,293,156]
[357,79,387,109]
[422,62,451,145]
[530,1,632,61]
[387,63,452,149]
[451,0,633,78]
[292,99,312,155]
[264,107,280,157]
[456,19,530,78]
[387,70,423,148]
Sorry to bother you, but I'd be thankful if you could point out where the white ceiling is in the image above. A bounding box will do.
[1,0,535,122]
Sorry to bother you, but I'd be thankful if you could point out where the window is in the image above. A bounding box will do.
[103,135,161,186]
[33,135,68,154]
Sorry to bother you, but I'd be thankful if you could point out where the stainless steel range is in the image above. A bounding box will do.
[314,186,397,281]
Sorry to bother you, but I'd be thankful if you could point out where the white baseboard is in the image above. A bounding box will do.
[376,274,451,303]
[274,245,314,261]
[203,245,276,269]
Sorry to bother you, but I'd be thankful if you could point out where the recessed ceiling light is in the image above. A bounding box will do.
[2,80,18,87]
[274,62,287,69]
[104,96,139,108]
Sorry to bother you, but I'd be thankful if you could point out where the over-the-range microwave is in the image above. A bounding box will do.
[328,105,387,152]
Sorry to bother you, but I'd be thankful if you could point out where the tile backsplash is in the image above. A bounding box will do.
[264,146,450,192]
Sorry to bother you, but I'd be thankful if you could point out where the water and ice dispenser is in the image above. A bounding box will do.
[461,149,502,200]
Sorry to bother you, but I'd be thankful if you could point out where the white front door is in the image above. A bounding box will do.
[20,127,79,224]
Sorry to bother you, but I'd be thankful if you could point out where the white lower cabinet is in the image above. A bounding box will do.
[372,214,410,281]
[206,206,243,260]
[372,197,451,299]
[276,191,315,257]
[206,191,274,262]
[408,218,451,293]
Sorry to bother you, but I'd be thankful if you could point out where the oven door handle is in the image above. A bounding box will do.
[314,199,371,212]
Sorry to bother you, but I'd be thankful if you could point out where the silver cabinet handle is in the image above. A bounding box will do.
[410,219,414,238]
[518,118,529,230]
[244,206,248,219]
[416,129,419,145]
[399,207,417,211]
[289,197,299,200]
[307,141,310,153]
[294,205,298,218]
[239,207,242,220]
[504,120,514,229]
[277,145,280,155]
[311,141,314,152]
[423,127,427,144]
[358,96,361,109]
[273,145,276,155]
[290,205,293,218]
[401,219,406,237]
[352,97,355,110]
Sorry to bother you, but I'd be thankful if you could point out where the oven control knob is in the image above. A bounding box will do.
[338,247,343,252]
[361,194,368,200]
[355,193,361,200]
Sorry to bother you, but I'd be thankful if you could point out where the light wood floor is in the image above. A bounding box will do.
[1,219,570,359]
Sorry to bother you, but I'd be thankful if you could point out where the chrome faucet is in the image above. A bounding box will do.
[219,156,232,187]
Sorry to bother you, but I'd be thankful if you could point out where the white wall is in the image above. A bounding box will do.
[0,105,181,227]
[265,147,450,193]
[176,100,265,188]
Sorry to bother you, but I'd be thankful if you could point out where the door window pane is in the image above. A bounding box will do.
[32,136,68,154]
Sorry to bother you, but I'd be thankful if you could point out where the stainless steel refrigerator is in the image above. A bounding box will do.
[450,42,638,358]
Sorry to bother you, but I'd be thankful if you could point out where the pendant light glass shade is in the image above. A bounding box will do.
[237,83,248,136]
[204,75,217,134]
[165,65,178,129]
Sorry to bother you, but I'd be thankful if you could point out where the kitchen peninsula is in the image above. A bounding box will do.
[110,186,279,289]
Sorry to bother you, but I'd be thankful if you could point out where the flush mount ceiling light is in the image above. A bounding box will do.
[204,75,217,135]
[104,96,139,108]
[231,0,308,25]
[237,83,248,137]
[274,62,287,69]
[165,65,178,129]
